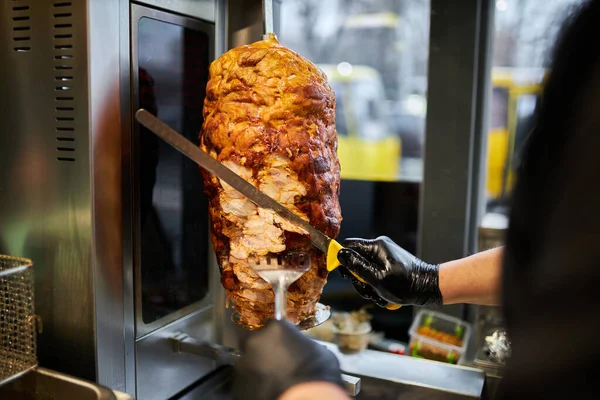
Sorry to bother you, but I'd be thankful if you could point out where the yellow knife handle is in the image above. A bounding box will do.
[327,240,402,311]
[326,239,344,272]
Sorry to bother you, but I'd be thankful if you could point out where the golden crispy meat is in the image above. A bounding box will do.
[200,34,341,328]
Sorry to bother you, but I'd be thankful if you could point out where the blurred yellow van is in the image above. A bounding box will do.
[319,63,401,182]
[487,68,547,200]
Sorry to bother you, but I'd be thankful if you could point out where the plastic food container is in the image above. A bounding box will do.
[331,308,373,353]
[408,310,471,364]
[333,326,371,353]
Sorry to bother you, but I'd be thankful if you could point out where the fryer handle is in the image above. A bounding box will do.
[169,334,361,396]
[170,333,241,367]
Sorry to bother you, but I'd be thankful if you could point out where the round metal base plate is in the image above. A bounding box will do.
[231,303,331,331]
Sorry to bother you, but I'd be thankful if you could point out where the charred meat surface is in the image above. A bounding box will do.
[200,35,341,328]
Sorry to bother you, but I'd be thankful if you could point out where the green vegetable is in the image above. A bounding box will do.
[411,342,423,358]
[411,351,424,359]
[424,314,433,328]
[447,352,456,363]
[454,325,464,338]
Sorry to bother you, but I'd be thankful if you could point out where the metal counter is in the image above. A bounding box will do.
[176,343,486,399]
[318,341,486,399]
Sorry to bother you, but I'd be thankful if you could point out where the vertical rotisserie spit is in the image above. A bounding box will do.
[200,34,341,328]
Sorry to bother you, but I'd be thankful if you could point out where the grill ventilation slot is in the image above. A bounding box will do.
[52,1,76,162]
[11,2,31,52]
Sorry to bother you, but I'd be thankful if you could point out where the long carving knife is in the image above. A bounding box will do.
[135,109,401,311]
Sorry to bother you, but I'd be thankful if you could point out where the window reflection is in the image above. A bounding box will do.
[484,0,585,213]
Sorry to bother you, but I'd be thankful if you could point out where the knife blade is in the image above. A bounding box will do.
[135,109,400,310]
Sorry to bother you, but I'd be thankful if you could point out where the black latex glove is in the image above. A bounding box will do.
[233,319,344,400]
[337,267,390,308]
[337,236,443,307]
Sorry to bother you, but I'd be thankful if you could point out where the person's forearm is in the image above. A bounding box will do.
[279,382,348,400]
[439,247,503,306]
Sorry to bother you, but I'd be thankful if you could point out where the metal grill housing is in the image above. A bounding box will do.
[0,254,37,386]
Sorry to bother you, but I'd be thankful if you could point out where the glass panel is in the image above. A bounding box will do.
[280,0,430,343]
[137,17,210,324]
[484,0,585,214]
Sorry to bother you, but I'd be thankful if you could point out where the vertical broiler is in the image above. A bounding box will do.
[0,0,359,398]
[1,0,252,398]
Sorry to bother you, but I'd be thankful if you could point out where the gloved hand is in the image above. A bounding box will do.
[233,319,344,400]
[337,236,443,307]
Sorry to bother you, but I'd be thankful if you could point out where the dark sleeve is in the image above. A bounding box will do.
[498,22,600,396]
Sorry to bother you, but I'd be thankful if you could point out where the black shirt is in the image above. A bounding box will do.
[500,1,600,397]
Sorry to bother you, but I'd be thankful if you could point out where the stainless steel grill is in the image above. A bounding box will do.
[0,254,37,386]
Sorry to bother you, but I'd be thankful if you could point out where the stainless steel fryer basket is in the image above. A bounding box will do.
[0,254,37,386]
